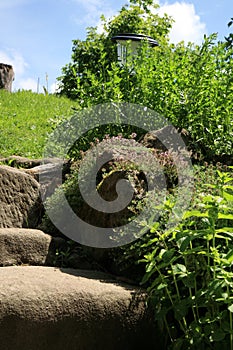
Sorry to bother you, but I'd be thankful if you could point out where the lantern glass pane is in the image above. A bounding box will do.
[116,40,141,66]
[117,42,127,65]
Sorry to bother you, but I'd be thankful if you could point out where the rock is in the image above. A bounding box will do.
[0,165,42,228]
[0,156,69,201]
[140,125,192,153]
[24,162,64,201]
[0,227,108,271]
[0,155,63,169]
[0,266,162,350]
[0,155,42,168]
[0,228,67,267]
[0,63,14,92]
[24,162,62,180]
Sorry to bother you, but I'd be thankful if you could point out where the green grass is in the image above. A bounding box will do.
[0,90,80,158]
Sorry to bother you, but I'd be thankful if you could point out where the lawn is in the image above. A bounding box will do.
[0,90,80,158]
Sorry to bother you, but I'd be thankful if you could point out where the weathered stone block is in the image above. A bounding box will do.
[0,63,14,91]
[0,165,41,228]
[0,228,66,266]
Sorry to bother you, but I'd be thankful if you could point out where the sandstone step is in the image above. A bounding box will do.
[0,266,161,350]
[0,228,102,270]
[0,228,66,267]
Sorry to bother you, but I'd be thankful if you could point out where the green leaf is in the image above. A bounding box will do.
[157,283,167,290]
[147,275,165,292]
[221,320,231,332]
[207,279,224,295]
[223,191,233,201]
[189,321,202,336]
[218,213,233,220]
[154,305,171,321]
[225,249,233,263]
[161,249,175,263]
[183,210,208,219]
[211,329,226,341]
[141,269,154,285]
[228,304,233,313]
[172,263,187,275]
[222,177,233,184]
[177,235,191,252]
[145,260,156,273]
[182,273,195,288]
[174,298,190,320]
[216,227,233,234]
[150,222,160,233]
[223,184,233,190]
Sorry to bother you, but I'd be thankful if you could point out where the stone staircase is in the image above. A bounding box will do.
[0,158,162,350]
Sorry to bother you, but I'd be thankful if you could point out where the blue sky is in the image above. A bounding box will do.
[0,0,232,93]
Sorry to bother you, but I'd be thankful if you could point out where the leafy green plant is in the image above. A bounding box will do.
[52,240,76,267]
[141,167,233,349]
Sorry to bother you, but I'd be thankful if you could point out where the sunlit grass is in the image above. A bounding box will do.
[0,90,80,158]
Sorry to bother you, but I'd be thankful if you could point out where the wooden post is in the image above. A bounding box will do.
[0,63,14,92]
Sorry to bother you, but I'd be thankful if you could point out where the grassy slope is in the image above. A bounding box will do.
[0,90,79,158]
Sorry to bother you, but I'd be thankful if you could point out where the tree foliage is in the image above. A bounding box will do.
[57,2,233,157]
[57,0,172,99]
[225,17,233,49]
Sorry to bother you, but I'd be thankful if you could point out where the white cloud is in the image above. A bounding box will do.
[157,1,207,44]
[70,0,113,26]
[72,0,206,44]
[96,8,116,34]
[50,82,61,94]
[16,78,38,91]
[0,49,28,76]
[0,49,38,91]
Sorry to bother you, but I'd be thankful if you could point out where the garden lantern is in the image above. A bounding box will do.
[111,33,158,66]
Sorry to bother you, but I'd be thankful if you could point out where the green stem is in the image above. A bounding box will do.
[185,244,197,323]
[154,265,188,339]
[207,240,210,276]
[227,284,233,350]
[164,316,174,343]
[212,223,216,280]
[230,311,233,350]
[171,264,188,333]
[194,277,200,319]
